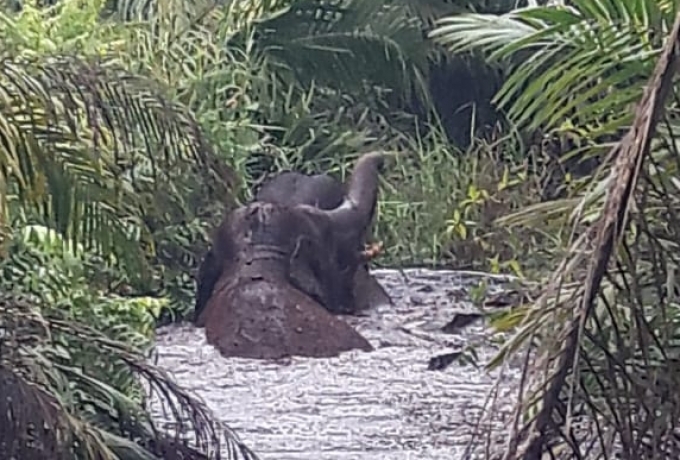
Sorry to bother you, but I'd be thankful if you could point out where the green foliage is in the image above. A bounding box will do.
[89,0,551,285]
[0,0,557,313]
[241,0,430,103]
[0,0,607,457]
[3,224,163,398]
[0,1,256,456]
[0,52,231,290]
[0,222,261,459]
[1,290,255,459]
[428,0,680,270]
[429,0,679,159]
[375,127,556,273]
[1,0,126,55]
[89,0,535,305]
[430,2,680,458]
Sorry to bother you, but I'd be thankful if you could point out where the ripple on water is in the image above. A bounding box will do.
[151,269,519,459]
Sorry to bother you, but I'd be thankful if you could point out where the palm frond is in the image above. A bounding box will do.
[0,293,259,460]
[241,0,430,103]
[479,12,680,459]
[0,54,235,275]
[429,2,676,135]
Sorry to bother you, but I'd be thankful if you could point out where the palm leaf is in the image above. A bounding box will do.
[240,0,430,103]
[0,292,259,459]
[0,54,235,276]
[429,1,677,136]
[477,12,680,459]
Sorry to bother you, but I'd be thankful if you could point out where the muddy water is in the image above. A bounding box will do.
[152,269,520,459]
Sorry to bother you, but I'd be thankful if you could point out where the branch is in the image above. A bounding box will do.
[505,11,680,460]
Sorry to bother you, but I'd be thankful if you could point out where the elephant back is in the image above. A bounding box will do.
[200,277,373,359]
[255,171,344,210]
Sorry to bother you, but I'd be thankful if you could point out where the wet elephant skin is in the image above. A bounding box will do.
[195,152,387,359]
[254,169,392,313]
[195,199,359,325]
[200,270,372,359]
[196,201,372,359]
[255,171,345,209]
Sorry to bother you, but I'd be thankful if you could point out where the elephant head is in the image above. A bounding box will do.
[253,155,392,313]
[193,152,388,359]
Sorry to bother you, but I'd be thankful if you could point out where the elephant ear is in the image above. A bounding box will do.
[193,209,240,325]
[288,239,333,308]
[194,249,218,324]
[292,152,387,284]
[285,209,356,314]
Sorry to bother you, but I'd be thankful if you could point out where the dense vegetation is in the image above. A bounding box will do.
[1,0,680,458]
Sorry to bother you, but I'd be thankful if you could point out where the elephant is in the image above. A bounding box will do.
[193,152,387,359]
[255,170,345,209]
[253,167,393,314]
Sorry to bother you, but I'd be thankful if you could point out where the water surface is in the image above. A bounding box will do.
[152,269,519,459]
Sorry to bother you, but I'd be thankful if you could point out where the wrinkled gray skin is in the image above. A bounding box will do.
[254,168,392,314]
[193,152,390,324]
[255,172,344,210]
[195,199,374,359]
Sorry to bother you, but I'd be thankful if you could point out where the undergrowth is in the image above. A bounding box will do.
[0,0,562,320]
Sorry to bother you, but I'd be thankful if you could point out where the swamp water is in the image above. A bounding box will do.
[151,269,521,459]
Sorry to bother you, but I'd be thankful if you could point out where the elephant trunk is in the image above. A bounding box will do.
[320,151,385,232]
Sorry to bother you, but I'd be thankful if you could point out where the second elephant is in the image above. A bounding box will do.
[193,152,388,359]
[254,164,392,314]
